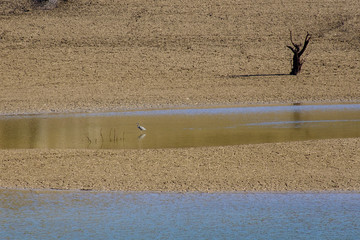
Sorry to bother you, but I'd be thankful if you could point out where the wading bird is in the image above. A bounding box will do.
[137,123,146,131]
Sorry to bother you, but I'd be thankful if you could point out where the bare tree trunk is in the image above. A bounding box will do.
[287,31,311,75]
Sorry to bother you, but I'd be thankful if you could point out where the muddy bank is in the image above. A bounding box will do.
[1,138,359,192]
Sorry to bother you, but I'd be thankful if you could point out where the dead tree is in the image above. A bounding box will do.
[287,31,311,75]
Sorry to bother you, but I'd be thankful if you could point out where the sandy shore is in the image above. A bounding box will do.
[1,138,359,192]
[0,0,359,192]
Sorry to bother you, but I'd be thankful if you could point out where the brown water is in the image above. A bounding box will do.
[0,104,359,149]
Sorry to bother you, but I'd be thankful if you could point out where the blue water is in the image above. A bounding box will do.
[1,191,360,239]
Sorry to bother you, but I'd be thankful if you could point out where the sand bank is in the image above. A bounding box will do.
[1,138,359,192]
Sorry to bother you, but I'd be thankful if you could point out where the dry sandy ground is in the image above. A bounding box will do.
[1,0,359,114]
[1,138,360,192]
[0,0,359,192]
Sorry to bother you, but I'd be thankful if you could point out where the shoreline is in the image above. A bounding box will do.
[2,187,360,194]
[1,138,359,192]
[0,100,359,117]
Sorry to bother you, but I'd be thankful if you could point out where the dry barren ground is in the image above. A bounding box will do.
[0,0,359,192]
[1,138,360,192]
[1,0,359,114]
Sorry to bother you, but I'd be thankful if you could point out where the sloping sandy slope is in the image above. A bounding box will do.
[1,138,359,192]
[0,0,359,192]
[1,0,359,114]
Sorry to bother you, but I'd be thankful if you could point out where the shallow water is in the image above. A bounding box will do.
[0,103,359,149]
[1,190,359,239]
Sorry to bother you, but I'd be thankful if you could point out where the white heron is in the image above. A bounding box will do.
[137,123,146,131]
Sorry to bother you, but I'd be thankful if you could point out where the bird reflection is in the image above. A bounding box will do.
[138,133,146,140]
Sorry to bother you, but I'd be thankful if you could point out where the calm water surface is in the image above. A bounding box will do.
[0,103,359,149]
[1,190,360,239]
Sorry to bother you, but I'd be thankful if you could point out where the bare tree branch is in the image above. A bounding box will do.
[299,32,311,56]
[289,30,296,47]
